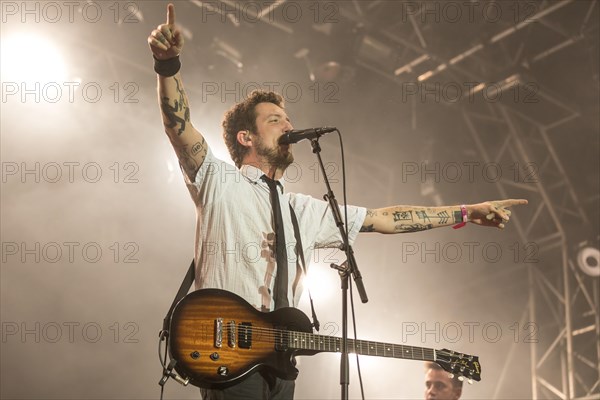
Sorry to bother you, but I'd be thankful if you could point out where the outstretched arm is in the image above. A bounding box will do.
[360,199,528,233]
[148,3,207,181]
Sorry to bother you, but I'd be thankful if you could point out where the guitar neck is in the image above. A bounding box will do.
[286,331,436,361]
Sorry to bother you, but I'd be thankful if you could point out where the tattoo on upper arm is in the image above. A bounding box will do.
[191,139,207,157]
[394,223,433,232]
[172,140,203,179]
[360,224,375,232]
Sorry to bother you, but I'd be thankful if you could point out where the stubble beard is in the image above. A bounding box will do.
[255,136,294,171]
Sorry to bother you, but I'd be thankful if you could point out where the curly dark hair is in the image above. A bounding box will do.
[222,90,285,168]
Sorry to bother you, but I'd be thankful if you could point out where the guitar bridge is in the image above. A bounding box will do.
[274,326,288,351]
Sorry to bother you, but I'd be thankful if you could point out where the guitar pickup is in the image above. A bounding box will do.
[228,321,236,348]
[214,318,223,348]
[238,322,252,349]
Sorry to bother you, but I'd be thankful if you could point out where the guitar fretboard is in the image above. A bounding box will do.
[285,331,436,361]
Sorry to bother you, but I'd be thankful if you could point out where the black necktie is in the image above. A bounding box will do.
[262,175,289,309]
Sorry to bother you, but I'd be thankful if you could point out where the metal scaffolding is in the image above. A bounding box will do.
[338,0,600,398]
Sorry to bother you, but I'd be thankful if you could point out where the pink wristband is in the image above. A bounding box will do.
[452,205,468,229]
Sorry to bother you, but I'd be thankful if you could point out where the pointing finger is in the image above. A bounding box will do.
[501,199,528,207]
[167,3,175,26]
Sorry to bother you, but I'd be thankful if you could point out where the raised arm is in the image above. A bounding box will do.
[360,199,528,233]
[148,3,207,182]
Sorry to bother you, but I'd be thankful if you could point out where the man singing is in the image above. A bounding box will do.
[148,4,527,399]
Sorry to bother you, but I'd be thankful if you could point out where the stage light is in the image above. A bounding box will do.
[577,245,599,277]
[303,262,339,302]
[0,33,67,83]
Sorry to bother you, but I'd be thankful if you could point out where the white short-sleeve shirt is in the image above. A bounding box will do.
[185,149,367,311]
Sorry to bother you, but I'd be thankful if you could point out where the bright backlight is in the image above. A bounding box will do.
[1,34,67,83]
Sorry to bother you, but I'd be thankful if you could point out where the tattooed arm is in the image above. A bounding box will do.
[148,4,207,182]
[360,206,459,233]
[360,199,528,233]
[158,73,207,181]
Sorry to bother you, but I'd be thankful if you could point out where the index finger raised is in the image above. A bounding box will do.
[166,3,175,25]
[499,199,528,207]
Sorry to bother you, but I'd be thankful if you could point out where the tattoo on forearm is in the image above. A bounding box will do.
[160,77,190,136]
[436,211,450,224]
[415,209,454,225]
[394,223,433,232]
[392,211,413,222]
[366,209,377,218]
[387,207,461,230]
[415,210,431,223]
[453,210,462,223]
[360,224,375,232]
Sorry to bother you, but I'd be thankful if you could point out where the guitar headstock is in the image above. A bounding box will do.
[434,349,481,383]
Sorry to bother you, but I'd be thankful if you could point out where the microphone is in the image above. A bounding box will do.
[278,127,337,145]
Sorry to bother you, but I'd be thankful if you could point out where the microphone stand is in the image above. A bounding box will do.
[309,137,368,400]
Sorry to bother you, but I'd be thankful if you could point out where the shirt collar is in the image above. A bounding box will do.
[240,163,285,192]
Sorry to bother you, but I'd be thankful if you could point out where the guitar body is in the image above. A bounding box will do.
[168,288,482,389]
[169,289,315,389]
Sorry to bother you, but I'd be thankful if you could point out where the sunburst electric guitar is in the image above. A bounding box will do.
[168,289,482,389]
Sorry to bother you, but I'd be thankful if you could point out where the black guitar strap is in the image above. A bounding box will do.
[159,259,194,393]
[162,259,195,333]
[289,204,321,332]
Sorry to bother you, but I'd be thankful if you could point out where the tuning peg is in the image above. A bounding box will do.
[448,373,455,379]
[468,379,474,385]
[458,376,465,382]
